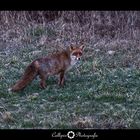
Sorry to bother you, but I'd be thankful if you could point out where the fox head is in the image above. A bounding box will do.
[69,45,85,65]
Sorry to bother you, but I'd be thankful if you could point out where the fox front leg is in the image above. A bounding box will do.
[58,71,65,86]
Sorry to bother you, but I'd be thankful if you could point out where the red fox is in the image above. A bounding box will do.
[8,45,85,92]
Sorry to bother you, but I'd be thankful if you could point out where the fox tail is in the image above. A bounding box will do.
[8,61,39,92]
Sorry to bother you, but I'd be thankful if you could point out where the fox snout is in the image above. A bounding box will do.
[71,55,81,61]
[77,57,81,61]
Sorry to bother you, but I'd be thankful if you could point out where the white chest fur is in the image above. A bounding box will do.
[70,56,78,66]
[66,56,78,71]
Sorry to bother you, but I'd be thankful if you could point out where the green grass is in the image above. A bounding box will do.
[0,39,140,129]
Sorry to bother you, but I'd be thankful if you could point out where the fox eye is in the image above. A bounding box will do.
[79,52,82,56]
[72,52,77,56]
[72,52,82,56]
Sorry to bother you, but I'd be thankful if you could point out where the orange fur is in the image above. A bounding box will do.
[9,45,84,92]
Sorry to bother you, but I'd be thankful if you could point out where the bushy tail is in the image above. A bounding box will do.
[9,61,39,92]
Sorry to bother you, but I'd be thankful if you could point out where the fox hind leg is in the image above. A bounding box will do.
[40,79,46,89]
[39,71,47,89]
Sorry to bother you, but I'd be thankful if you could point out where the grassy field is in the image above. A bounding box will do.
[0,36,140,129]
[0,11,140,129]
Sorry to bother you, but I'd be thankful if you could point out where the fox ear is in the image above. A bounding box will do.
[70,46,74,51]
[80,45,85,50]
